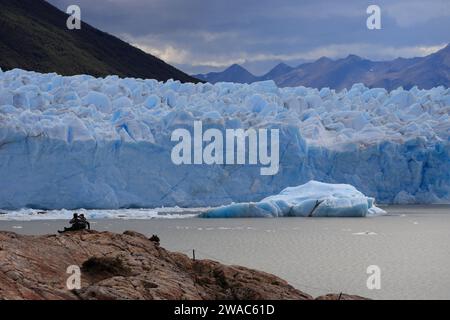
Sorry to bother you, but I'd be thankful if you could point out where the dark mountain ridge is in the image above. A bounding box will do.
[195,44,450,90]
[0,0,199,83]
[194,63,258,84]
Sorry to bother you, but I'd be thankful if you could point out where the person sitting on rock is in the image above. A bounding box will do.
[58,213,87,233]
[79,214,91,230]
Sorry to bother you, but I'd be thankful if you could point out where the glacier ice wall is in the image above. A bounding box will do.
[0,68,449,209]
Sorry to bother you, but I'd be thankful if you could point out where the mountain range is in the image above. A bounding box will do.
[1,0,449,90]
[194,45,450,90]
[0,0,198,83]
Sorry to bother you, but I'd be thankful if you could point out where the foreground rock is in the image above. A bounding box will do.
[0,230,366,300]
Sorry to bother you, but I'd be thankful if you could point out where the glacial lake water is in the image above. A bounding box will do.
[1,205,449,300]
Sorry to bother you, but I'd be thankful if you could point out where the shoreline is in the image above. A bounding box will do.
[0,230,366,300]
[1,204,450,222]
[2,208,450,299]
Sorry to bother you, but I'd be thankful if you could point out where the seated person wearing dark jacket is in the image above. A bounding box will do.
[79,214,90,230]
[58,213,90,233]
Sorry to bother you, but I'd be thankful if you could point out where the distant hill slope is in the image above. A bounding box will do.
[195,45,450,90]
[0,0,199,82]
[194,64,258,84]
[368,44,450,90]
[259,63,294,81]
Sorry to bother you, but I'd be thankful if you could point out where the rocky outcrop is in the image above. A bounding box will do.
[315,293,368,300]
[0,230,365,300]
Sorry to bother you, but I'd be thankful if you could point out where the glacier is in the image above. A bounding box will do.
[201,181,386,218]
[0,68,449,210]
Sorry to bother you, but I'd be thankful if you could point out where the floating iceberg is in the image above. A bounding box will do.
[201,181,386,218]
[0,69,449,210]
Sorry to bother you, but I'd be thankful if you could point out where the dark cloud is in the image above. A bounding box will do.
[47,0,450,74]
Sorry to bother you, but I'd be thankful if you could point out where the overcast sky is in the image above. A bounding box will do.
[48,0,450,75]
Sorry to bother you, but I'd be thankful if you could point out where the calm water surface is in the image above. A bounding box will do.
[1,205,449,299]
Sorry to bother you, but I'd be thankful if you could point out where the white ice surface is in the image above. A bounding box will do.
[202,181,386,218]
[0,69,449,209]
[0,207,200,221]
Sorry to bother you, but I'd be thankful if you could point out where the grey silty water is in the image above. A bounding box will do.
[1,205,449,299]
